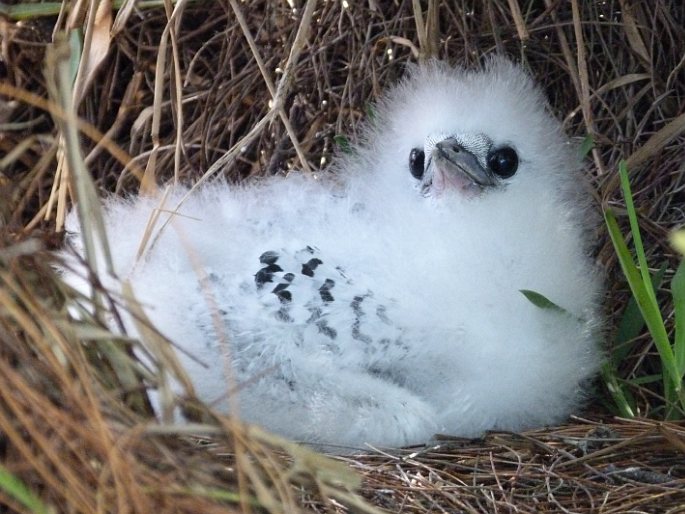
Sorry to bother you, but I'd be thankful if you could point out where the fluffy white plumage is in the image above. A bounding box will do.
[64,58,602,451]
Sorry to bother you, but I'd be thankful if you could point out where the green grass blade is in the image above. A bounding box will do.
[68,29,82,87]
[604,209,679,390]
[0,0,187,20]
[613,264,667,363]
[618,161,659,307]
[0,464,51,514]
[600,363,635,417]
[673,260,685,373]
[627,373,669,385]
[0,2,63,19]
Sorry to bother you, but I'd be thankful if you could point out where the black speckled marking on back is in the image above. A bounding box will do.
[306,305,337,340]
[273,289,292,303]
[351,293,373,344]
[319,278,335,302]
[252,248,402,351]
[301,258,323,277]
[259,251,280,265]
[272,272,295,296]
[376,304,391,324]
[255,263,283,288]
[317,320,337,340]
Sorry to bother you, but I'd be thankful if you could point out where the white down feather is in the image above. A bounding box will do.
[63,58,603,451]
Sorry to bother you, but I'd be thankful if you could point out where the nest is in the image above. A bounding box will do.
[1,0,684,512]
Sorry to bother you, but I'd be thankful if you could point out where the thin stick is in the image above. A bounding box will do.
[228,0,312,173]
[570,0,605,175]
[162,0,189,185]
[142,0,319,254]
[506,0,529,41]
[411,0,427,61]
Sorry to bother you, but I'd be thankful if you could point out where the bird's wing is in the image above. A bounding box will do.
[189,244,411,373]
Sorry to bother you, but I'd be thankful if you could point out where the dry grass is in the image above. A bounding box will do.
[352,417,685,513]
[1,0,685,512]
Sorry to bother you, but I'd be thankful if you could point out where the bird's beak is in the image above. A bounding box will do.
[427,137,495,194]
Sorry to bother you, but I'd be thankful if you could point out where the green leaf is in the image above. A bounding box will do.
[615,297,644,346]
[520,289,567,314]
[333,135,351,154]
[0,464,51,514]
[364,103,376,121]
[579,134,594,158]
[613,263,667,363]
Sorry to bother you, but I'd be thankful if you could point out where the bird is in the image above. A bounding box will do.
[63,57,603,452]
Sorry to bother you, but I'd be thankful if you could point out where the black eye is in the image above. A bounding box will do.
[409,148,425,179]
[487,147,518,178]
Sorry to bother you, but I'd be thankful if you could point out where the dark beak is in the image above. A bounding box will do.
[433,137,495,187]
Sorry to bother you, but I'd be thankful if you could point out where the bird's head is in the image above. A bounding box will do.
[360,57,578,205]
[410,132,519,197]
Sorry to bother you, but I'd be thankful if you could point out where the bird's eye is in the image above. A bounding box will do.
[409,148,425,179]
[487,147,518,178]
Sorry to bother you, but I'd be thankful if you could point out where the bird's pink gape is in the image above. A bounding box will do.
[431,164,482,197]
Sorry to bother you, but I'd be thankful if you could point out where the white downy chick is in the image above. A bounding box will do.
[63,58,603,451]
